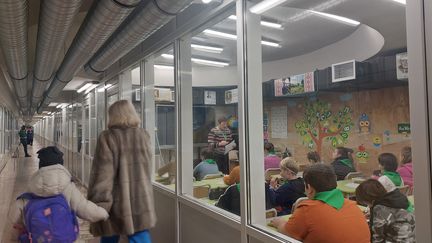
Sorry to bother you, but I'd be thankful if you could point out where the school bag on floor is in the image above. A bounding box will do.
[17,193,79,243]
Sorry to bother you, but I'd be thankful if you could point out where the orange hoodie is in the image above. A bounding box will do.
[223,166,240,185]
[285,199,370,243]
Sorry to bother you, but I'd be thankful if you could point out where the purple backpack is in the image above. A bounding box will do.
[17,193,79,243]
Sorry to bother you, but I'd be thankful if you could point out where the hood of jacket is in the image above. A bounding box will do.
[27,164,72,197]
[399,162,413,173]
[374,189,409,210]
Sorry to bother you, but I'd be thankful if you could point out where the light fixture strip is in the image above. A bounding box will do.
[228,15,283,29]
[249,0,287,14]
[203,29,280,47]
[391,0,406,4]
[154,64,174,70]
[77,83,92,93]
[310,10,360,26]
[191,44,223,53]
[191,58,229,67]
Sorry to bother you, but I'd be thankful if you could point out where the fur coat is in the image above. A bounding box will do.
[87,127,156,236]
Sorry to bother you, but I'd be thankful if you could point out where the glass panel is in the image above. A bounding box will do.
[96,84,106,135]
[247,0,413,241]
[148,44,176,190]
[185,5,240,215]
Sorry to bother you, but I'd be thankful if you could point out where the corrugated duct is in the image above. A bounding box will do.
[37,0,141,113]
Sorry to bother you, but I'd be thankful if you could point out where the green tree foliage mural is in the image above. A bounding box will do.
[295,100,354,156]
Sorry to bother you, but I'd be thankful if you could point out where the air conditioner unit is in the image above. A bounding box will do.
[154,88,173,102]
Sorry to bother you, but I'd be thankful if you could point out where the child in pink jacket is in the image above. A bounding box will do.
[397,146,413,187]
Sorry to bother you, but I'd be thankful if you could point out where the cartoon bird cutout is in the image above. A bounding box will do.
[356,144,369,163]
[359,113,370,133]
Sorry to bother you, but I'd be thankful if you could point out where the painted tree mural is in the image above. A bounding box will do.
[295,100,354,156]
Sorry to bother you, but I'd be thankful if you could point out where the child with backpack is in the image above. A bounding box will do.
[12,146,109,243]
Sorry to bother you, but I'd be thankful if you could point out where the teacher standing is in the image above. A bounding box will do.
[208,117,233,174]
[87,100,155,243]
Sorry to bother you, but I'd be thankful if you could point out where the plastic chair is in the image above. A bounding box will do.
[265,168,281,181]
[193,185,211,198]
[265,208,277,218]
[202,172,224,180]
[292,197,308,213]
[344,172,364,180]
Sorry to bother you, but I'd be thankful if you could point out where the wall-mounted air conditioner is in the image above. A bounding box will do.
[154,88,174,102]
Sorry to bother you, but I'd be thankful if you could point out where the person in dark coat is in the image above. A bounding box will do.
[266,157,306,215]
[331,147,356,180]
[26,127,33,146]
[18,125,30,157]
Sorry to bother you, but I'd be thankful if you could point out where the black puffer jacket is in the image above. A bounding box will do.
[216,184,240,215]
[331,157,356,180]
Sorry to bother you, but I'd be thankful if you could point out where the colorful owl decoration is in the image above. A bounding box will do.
[356,144,369,163]
[359,113,370,133]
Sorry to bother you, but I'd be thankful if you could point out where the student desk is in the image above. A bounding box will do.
[337,179,359,197]
[194,177,228,190]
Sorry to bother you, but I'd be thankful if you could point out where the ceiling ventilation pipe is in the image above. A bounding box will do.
[0,0,29,110]
[37,0,141,113]
[31,0,83,112]
[85,0,193,76]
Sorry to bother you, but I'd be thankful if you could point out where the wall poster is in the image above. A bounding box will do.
[274,72,315,96]
[204,90,216,105]
[225,88,238,104]
[396,52,408,80]
[270,106,288,139]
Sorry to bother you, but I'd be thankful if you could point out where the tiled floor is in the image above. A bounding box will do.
[0,141,98,243]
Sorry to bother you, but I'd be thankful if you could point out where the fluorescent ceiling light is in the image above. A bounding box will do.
[97,83,113,92]
[261,40,281,47]
[228,15,283,29]
[77,83,92,93]
[191,44,223,53]
[192,58,229,67]
[204,29,281,47]
[48,103,59,107]
[310,10,360,26]
[391,0,406,4]
[202,0,212,3]
[203,29,237,40]
[250,0,287,14]
[154,64,174,70]
[84,84,98,94]
[161,54,174,59]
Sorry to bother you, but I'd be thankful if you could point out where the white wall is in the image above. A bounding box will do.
[153,24,384,87]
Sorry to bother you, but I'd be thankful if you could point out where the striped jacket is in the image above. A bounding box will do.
[208,126,233,154]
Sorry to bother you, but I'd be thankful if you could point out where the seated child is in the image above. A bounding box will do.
[193,148,221,181]
[356,179,415,243]
[264,142,281,170]
[223,165,240,185]
[271,164,370,243]
[215,183,240,216]
[377,153,404,192]
[331,147,356,180]
[307,151,322,164]
[266,157,305,215]
[13,146,108,242]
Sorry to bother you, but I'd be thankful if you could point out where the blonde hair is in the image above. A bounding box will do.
[280,157,299,174]
[107,100,141,129]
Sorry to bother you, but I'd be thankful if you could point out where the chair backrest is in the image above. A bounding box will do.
[292,197,309,213]
[344,172,364,180]
[265,168,281,181]
[229,150,239,161]
[202,172,224,180]
[398,185,410,195]
[193,185,211,198]
[265,208,277,218]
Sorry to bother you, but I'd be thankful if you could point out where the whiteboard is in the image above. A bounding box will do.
[271,106,287,138]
